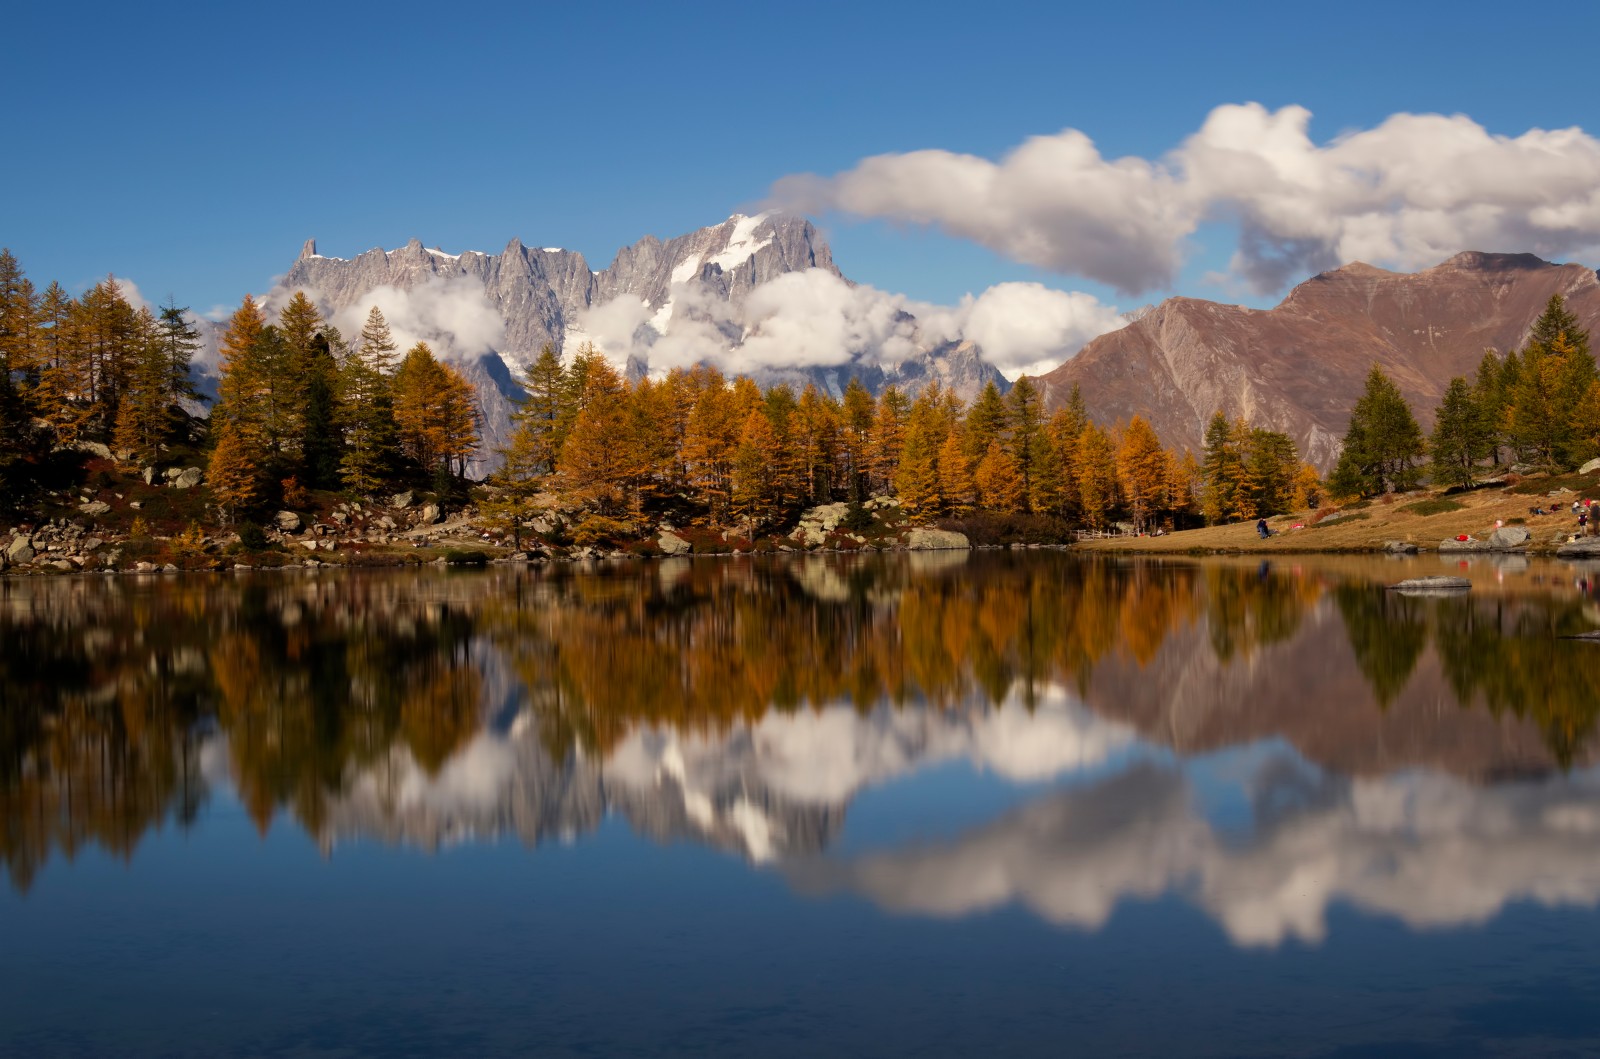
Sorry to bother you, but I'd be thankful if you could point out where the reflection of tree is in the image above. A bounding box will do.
[1333,586,1428,707]
[6,555,1600,891]
[1204,564,1312,663]
[1431,596,1600,768]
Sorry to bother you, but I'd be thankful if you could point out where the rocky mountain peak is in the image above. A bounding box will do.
[1038,251,1600,471]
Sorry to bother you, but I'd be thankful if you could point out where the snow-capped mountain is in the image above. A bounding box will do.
[277,214,1008,461]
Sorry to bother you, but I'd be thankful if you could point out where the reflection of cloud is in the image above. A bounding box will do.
[791,756,1600,947]
[606,686,1134,808]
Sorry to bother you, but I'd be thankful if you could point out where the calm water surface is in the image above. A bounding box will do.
[4,551,1600,1057]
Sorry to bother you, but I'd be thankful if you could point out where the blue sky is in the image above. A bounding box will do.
[8,0,1599,318]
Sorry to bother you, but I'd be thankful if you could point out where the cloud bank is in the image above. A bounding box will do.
[772,103,1600,295]
[574,270,1122,381]
[324,274,506,364]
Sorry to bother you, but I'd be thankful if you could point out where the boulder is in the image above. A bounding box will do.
[170,467,202,489]
[58,440,112,460]
[1390,575,1472,593]
[390,490,415,509]
[904,528,971,551]
[47,559,74,572]
[420,503,443,525]
[141,466,157,485]
[274,511,302,532]
[6,537,34,564]
[1438,538,1491,552]
[1557,537,1600,558]
[1383,540,1418,554]
[658,531,692,556]
[78,501,110,517]
[1582,458,1600,475]
[1488,525,1531,550]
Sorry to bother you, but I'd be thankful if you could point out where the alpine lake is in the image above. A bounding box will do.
[4,549,1600,1058]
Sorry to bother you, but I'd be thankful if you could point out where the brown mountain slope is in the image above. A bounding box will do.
[1037,252,1600,469]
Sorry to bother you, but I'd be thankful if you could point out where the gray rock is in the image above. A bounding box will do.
[657,531,692,555]
[57,440,112,460]
[78,501,111,517]
[82,537,103,552]
[1390,575,1472,593]
[904,528,971,551]
[1438,538,1491,552]
[170,467,202,489]
[6,537,34,563]
[47,559,75,572]
[1383,540,1418,554]
[390,490,415,509]
[141,466,157,485]
[421,503,443,525]
[1582,458,1600,475]
[274,511,303,532]
[1488,525,1531,549]
[1557,537,1600,557]
[133,561,157,573]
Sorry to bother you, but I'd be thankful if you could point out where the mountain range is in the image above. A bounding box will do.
[262,218,1600,473]
[275,214,1005,457]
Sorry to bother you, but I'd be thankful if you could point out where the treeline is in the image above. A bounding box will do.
[1331,294,1600,496]
[0,247,482,520]
[207,294,479,520]
[492,345,1320,535]
[0,251,203,504]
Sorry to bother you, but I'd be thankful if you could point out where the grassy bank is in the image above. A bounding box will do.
[1076,472,1600,554]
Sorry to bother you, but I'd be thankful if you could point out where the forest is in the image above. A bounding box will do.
[0,249,1319,544]
[3,245,1596,549]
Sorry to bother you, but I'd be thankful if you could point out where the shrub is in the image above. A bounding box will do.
[1401,498,1465,516]
[936,511,1072,546]
[840,501,874,533]
[443,549,488,565]
[236,521,267,550]
[572,515,629,546]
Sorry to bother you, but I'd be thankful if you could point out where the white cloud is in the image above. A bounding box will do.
[279,274,505,364]
[575,269,1120,382]
[773,103,1600,295]
[916,283,1126,378]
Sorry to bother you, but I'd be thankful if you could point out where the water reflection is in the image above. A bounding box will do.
[5,553,1600,943]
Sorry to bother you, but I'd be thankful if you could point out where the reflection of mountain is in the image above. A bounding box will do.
[7,554,1600,902]
[1079,595,1585,781]
[790,756,1600,947]
[309,686,1133,863]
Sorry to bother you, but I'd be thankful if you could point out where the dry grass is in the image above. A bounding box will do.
[1078,476,1600,554]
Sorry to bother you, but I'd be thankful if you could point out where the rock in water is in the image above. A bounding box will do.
[1390,575,1471,594]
